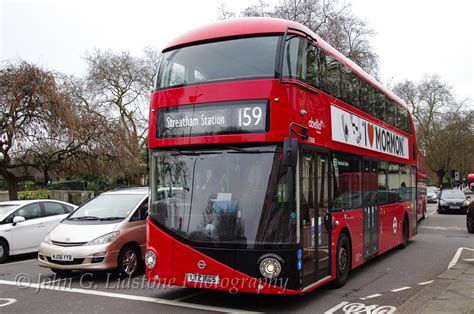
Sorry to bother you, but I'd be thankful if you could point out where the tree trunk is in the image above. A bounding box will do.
[43,166,50,186]
[7,178,18,200]
[438,174,444,188]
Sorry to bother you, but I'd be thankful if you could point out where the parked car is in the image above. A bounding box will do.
[0,200,77,263]
[467,197,474,233]
[38,187,148,277]
[427,186,438,203]
[437,190,469,214]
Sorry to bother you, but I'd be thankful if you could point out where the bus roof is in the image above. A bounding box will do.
[163,17,409,110]
[163,17,306,50]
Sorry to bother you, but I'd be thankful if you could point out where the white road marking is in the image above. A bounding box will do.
[462,258,474,262]
[418,280,434,286]
[420,226,465,231]
[325,302,396,314]
[390,286,410,292]
[1,259,36,266]
[324,301,349,314]
[0,279,259,313]
[428,210,437,215]
[365,293,382,299]
[0,298,17,307]
[448,247,474,269]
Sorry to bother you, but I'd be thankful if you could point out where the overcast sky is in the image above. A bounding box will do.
[1,0,473,101]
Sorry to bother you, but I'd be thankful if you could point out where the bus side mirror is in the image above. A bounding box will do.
[282,138,298,167]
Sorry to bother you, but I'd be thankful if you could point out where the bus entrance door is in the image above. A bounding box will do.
[301,149,331,286]
[363,159,379,259]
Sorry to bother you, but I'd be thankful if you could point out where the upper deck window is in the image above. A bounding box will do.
[157,36,280,90]
[282,35,412,134]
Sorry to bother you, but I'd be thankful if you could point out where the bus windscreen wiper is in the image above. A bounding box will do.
[170,148,222,156]
[225,146,276,154]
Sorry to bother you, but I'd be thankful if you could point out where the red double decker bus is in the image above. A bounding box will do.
[145,18,419,295]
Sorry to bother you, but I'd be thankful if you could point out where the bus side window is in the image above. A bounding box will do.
[306,42,319,87]
[377,161,388,205]
[387,163,400,203]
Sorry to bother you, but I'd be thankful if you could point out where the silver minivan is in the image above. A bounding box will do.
[38,187,148,277]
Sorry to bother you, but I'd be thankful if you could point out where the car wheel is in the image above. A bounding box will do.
[467,214,474,234]
[118,245,141,278]
[51,269,72,277]
[333,233,351,288]
[0,240,9,264]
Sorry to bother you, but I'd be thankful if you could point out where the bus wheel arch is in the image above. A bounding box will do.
[332,228,352,288]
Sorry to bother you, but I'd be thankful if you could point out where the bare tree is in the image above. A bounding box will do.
[83,50,151,183]
[0,61,104,199]
[394,75,474,186]
[217,2,236,20]
[143,46,161,89]
[220,0,378,74]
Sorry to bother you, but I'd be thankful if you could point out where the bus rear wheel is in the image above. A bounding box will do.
[398,217,409,249]
[333,232,351,288]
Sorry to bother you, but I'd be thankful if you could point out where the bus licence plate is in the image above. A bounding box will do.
[186,273,219,285]
[450,206,460,209]
[51,253,73,261]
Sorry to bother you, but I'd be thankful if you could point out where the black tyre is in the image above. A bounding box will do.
[398,217,409,249]
[467,214,474,233]
[333,233,351,288]
[51,269,72,277]
[0,240,8,264]
[117,245,141,278]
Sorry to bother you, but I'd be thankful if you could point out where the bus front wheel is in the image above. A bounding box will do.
[333,232,351,288]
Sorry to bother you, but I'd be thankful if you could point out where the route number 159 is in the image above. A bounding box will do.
[238,107,262,127]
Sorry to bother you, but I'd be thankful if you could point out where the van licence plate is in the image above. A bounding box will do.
[450,206,460,209]
[51,253,73,261]
[186,273,219,284]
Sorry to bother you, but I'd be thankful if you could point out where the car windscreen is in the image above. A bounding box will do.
[68,194,144,220]
[0,205,19,216]
[441,190,465,199]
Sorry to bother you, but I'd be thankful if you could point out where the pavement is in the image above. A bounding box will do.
[399,248,474,314]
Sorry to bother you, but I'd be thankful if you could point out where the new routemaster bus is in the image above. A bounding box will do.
[145,18,419,295]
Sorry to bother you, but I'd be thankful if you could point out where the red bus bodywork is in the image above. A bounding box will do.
[147,18,418,295]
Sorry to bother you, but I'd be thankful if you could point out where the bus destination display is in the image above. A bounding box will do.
[157,100,268,138]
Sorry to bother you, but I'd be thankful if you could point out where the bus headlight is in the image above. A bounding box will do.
[259,257,282,279]
[145,250,156,269]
